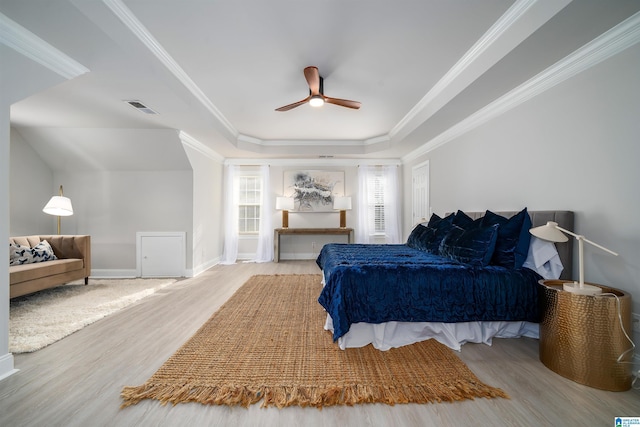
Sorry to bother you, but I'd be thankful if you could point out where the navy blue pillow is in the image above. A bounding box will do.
[407,224,429,249]
[452,210,483,230]
[439,224,499,267]
[481,208,532,269]
[423,213,454,254]
[427,212,453,228]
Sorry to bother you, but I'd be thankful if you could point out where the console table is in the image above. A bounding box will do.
[274,228,354,262]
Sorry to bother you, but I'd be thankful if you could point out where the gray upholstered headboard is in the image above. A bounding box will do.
[459,210,574,281]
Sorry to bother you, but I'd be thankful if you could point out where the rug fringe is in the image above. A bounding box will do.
[121,380,508,409]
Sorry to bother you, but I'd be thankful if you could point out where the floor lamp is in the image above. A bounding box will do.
[43,185,74,234]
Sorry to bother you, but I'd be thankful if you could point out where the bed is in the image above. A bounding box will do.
[316,209,574,351]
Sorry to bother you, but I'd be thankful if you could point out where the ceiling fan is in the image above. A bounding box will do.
[275,66,361,112]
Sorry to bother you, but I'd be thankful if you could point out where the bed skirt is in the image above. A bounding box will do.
[323,314,539,352]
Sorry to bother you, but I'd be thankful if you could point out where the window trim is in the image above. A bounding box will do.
[367,168,387,236]
[237,174,262,235]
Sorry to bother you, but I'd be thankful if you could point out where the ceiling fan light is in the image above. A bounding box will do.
[309,95,324,107]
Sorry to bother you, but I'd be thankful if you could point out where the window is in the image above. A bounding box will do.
[357,164,401,244]
[238,175,262,234]
[368,169,386,234]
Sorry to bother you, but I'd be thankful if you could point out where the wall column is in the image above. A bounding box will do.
[0,101,16,380]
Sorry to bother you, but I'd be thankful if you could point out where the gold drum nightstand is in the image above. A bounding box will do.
[538,280,633,391]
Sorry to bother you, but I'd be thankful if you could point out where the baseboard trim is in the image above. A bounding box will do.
[238,252,318,261]
[90,269,138,279]
[192,257,220,277]
[278,252,319,261]
[89,266,221,279]
[0,353,17,382]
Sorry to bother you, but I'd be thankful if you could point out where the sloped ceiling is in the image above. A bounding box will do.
[3,0,640,169]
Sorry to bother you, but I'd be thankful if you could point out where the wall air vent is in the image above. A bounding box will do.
[319,155,334,158]
[124,100,158,115]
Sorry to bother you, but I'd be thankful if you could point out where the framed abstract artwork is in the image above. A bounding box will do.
[283,170,344,212]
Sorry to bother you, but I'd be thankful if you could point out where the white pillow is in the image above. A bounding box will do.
[9,240,57,266]
[32,240,57,263]
[9,242,34,265]
[522,236,563,280]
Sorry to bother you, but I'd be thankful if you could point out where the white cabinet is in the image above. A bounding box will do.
[136,232,186,277]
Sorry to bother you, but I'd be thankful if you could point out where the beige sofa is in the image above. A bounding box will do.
[9,235,91,299]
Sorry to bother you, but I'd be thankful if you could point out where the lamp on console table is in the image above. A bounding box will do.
[275,197,294,228]
[333,196,351,229]
[43,185,74,235]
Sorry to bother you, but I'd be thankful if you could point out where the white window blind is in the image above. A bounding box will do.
[238,175,261,234]
[368,169,386,234]
[356,164,401,244]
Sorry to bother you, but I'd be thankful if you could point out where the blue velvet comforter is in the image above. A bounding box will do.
[316,243,541,341]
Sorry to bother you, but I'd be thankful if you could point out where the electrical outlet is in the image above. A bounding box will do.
[633,313,640,333]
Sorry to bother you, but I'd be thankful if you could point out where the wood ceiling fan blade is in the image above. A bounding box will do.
[324,97,361,109]
[304,66,321,95]
[277,67,360,111]
[275,96,311,111]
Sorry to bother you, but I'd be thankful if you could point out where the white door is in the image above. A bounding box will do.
[137,232,186,277]
[412,161,429,226]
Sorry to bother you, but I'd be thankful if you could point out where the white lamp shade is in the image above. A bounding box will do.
[275,196,294,211]
[333,196,352,210]
[529,221,568,243]
[43,196,74,216]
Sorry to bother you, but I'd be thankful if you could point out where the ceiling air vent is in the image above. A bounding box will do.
[319,155,334,159]
[124,100,158,115]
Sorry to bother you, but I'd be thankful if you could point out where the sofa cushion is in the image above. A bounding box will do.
[9,259,84,285]
[9,236,43,249]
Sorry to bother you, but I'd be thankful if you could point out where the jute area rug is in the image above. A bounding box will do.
[10,278,176,353]
[121,274,507,409]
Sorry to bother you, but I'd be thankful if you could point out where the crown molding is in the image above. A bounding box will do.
[403,11,640,163]
[390,0,567,143]
[103,0,238,143]
[234,133,390,149]
[179,131,225,163]
[224,158,401,167]
[102,0,567,156]
[0,12,89,80]
[391,0,536,136]
[364,134,391,146]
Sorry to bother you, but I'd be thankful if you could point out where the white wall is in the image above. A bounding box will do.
[10,128,199,277]
[51,170,193,276]
[236,163,358,260]
[1,40,73,381]
[9,129,54,236]
[404,43,640,337]
[0,98,15,380]
[182,144,224,275]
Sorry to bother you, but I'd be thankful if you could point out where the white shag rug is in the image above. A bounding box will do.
[10,278,177,353]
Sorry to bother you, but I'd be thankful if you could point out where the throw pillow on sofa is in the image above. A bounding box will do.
[9,240,57,266]
[9,243,32,265]
[32,240,57,263]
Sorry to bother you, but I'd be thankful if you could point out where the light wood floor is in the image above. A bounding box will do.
[1,261,638,426]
